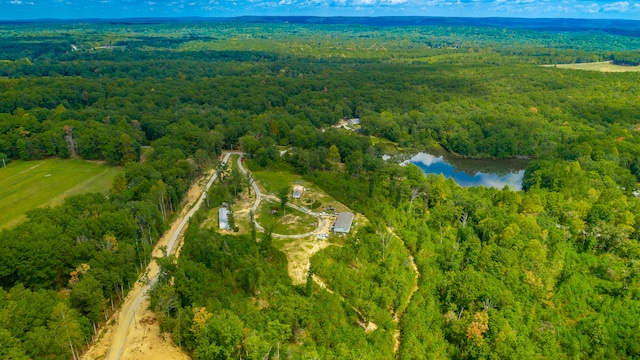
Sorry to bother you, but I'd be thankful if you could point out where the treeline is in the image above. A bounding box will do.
[611,51,640,66]
[4,21,640,64]
[0,108,142,164]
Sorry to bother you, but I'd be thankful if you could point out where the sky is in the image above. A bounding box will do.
[1,0,640,20]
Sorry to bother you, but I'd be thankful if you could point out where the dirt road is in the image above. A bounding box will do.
[236,155,333,239]
[85,152,234,360]
[236,155,261,213]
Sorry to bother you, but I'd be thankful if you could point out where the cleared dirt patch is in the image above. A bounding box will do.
[84,298,189,360]
[116,299,189,360]
[279,237,334,285]
[542,61,640,72]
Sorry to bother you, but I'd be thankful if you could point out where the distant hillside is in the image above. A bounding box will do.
[3,16,640,37]
[236,16,640,37]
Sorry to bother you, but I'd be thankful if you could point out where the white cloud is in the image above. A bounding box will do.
[586,3,600,12]
[353,0,377,5]
[9,0,23,4]
[603,1,629,11]
[422,0,450,6]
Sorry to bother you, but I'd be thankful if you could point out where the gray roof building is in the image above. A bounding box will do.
[333,212,354,233]
[292,185,304,199]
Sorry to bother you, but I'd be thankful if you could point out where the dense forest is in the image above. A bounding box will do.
[0,18,639,359]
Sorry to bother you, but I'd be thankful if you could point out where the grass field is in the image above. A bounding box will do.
[0,159,122,229]
[543,61,640,72]
[257,199,318,235]
[250,164,353,214]
[252,170,300,194]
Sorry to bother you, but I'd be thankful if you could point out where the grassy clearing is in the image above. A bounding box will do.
[257,199,318,235]
[140,146,154,164]
[543,61,640,72]
[205,163,363,284]
[249,167,299,194]
[250,163,350,213]
[0,159,122,229]
[370,135,401,153]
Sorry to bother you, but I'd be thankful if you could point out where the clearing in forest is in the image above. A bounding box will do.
[543,61,640,72]
[251,167,366,284]
[0,159,122,229]
[250,166,352,214]
[257,199,318,235]
[206,163,363,284]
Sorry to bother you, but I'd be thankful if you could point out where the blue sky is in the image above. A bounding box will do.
[1,0,639,20]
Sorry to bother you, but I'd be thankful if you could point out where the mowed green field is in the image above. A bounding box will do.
[0,159,122,229]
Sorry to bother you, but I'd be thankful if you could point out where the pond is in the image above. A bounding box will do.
[398,150,530,190]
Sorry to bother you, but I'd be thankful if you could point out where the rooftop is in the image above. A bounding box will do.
[333,212,354,233]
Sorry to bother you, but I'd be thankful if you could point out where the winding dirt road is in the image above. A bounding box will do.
[236,154,332,239]
[94,152,234,360]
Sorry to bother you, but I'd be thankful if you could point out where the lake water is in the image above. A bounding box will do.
[399,151,529,190]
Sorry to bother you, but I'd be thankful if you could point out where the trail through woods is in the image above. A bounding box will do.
[390,228,420,358]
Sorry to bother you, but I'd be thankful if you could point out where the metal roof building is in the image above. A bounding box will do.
[333,212,354,233]
[219,207,229,230]
[292,185,305,199]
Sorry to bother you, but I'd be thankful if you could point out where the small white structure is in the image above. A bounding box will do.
[219,207,229,230]
[292,185,305,199]
[333,212,354,233]
[347,118,361,126]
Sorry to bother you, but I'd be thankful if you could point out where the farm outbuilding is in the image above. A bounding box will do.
[333,212,354,233]
[219,207,229,230]
[292,185,305,199]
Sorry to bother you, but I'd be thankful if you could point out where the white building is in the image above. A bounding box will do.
[219,207,229,230]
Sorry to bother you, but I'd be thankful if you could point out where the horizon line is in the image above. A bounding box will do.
[2,15,640,23]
